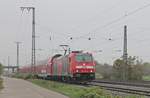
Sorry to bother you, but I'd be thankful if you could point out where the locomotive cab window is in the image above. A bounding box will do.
[76,54,92,62]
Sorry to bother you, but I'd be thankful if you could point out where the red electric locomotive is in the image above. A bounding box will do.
[48,51,95,81]
[19,51,96,81]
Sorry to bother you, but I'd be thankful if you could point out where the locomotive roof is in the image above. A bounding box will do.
[52,54,62,59]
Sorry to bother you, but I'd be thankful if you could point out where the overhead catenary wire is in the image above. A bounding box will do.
[74,3,150,39]
[34,19,150,63]
[69,0,123,33]
[35,1,124,41]
[35,22,150,60]
[35,23,71,38]
[34,2,150,44]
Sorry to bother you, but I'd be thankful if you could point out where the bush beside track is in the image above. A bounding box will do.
[12,73,36,80]
[0,63,3,90]
[0,79,3,90]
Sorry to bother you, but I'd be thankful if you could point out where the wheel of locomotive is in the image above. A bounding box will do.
[65,77,71,83]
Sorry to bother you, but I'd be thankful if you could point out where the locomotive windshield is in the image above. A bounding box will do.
[76,54,92,62]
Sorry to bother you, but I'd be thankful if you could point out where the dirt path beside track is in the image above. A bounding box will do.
[0,77,68,98]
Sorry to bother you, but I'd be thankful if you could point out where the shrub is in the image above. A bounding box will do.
[0,79,3,89]
[13,73,36,80]
[113,56,144,81]
[0,63,3,76]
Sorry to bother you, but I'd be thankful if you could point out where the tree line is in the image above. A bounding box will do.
[96,56,150,81]
[0,63,3,76]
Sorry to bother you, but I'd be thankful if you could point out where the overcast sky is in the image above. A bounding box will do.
[0,0,150,66]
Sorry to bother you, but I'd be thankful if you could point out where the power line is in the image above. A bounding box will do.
[36,23,70,38]
[34,1,123,41]
[69,0,122,33]
[74,3,150,39]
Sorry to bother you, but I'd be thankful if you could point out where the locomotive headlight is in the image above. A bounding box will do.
[76,70,79,72]
[90,70,93,72]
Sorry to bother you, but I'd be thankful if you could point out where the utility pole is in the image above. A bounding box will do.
[15,42,21,71]
[123,25,128,80]
[8,56,10,73]
[21,7,36,73]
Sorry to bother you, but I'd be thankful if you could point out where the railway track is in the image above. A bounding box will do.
[86,80,150,96]
[93,80,150,88]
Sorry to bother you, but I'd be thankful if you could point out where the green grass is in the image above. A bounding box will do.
[30,79,144,98]
[143,75,150,81]
[95,73,103,79]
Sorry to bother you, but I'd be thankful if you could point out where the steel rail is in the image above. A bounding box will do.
[87,80,150,96]
[93,80,150,88]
